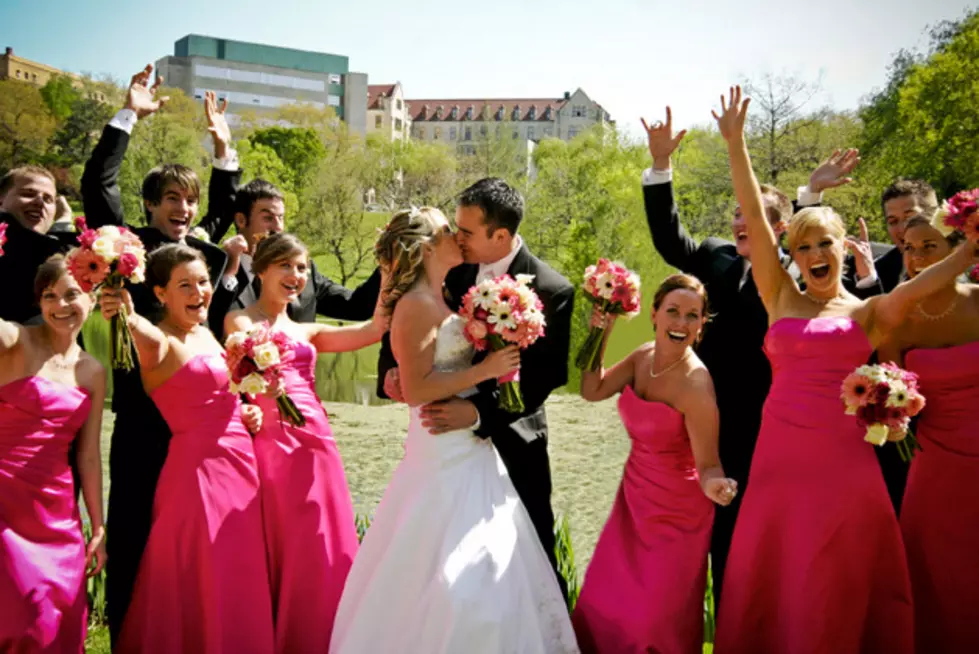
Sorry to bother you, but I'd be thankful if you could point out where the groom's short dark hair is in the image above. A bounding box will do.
[458,177,523,236]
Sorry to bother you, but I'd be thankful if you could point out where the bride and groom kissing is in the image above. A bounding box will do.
[331,178,579,651]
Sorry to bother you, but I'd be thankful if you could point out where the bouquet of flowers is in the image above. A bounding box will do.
[939,188,979,243]
[224,322,305,427]
[66,218,146,371]
[459,273,546,413]
[574,259,641,371]
[968,263,979,284]
[0,222,6,256]
[841,363,926,462]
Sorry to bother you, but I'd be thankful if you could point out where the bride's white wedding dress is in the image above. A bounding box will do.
[330,315,578,653]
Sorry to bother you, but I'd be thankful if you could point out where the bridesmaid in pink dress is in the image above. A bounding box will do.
[711,86,977,653]
[878,215,979,654]
[100,244,274,654]
[225,233,386,653]
[572,273,737,654]
[0,255,106,653]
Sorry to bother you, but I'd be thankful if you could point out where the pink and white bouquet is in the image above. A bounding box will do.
[224,322,305,427]
[459,273,546,413]
[575,259,641,371]
[0,222,7,257]
[968,263,979,284]
[67,217,146,371]
[841,363,925,462]
[939,188,979,243]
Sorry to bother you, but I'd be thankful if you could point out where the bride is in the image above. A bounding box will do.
[330,207,579,653]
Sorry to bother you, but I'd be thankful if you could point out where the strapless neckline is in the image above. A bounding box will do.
[768,315,871,347]
[150,353,222,398]
[621,384,682,417]
[0,375,90,398]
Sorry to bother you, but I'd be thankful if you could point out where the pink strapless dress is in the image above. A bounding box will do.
[572,385,714,654]
[901,341,979,654]
[715,317,913,654]
[0,377,90,653]
[252,338,358,653]
[116,354,273,654]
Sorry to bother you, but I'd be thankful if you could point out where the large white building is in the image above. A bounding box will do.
[366,83,410,141]
[403,88,611,152]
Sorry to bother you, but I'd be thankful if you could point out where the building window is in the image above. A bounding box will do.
[195,63,327,92]
[543,127,553,137]
[568,127,580,139]
[461,145,476,155]
[572,105,586,118]
[395,118,403,131]
[328,73,342,85]
[396,99,402,110]
[449,126,458,140]
[434,127,442,140]
[528,106,537,120]
[32,73,37,82]
[451,107,459,119]
[527,127,535,139]
[465,106,473,120]
[375,115,383,128]
[496,107,504,120]
[512,129,519,140]
[512,105,520,120]
[464,127,472,141]
[414,126,426,139]
[327,95,341,107]
[544,107,552,120]
[435,106,444,120]
[15,70,19,78]
[480,125,487,137]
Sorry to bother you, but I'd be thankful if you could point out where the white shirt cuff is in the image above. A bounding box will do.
[108,108,138,135]
[221,274,239,292]
[213,148,239,172]
[641,167,673,186]
[855,269,880,289]
[470,408,481,431]
[797,185,823,207]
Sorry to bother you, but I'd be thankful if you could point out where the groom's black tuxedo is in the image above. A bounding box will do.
[80,121,236,644]
[376,243,575,588]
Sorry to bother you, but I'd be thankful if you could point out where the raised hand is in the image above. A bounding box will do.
[480,345,521,380]
[241,403,264,434]
[205,90,232,159]
[845,218,875,282]
[125,64,169,119]
[703,476,738,506]
[809,149,860,194]
[85,525,107,577]
[711,86,750,143]
[100,287,134,322]
[640,107,687,170]
[589,306,616,330]
[222,234,249,259]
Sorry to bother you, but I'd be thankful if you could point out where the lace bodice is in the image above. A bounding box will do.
[432,314,474,373]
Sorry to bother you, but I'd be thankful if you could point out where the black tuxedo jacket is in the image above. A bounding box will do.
[0,213,77,325]
[207,254,382,339]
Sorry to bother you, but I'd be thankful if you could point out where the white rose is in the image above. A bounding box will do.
[515,273,536,286]
[92,237,118,262]
[99,225,121,240]
[864,423,889,446]
[252,342,281,370]
[237,372,268,396]
[225,331,247,350]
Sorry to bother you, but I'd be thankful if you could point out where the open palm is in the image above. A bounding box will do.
[126,64,168,119]
[711,86,750,142]
[640,107,687,167]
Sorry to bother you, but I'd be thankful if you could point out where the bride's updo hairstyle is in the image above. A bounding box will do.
[253,232,308,275]
[374,207,448,313]
[786,207,847,253]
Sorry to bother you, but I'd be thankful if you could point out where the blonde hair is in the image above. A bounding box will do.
[374,207,447,313]
[786,207,847,252]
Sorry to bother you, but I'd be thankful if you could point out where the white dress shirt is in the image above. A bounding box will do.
[108,108,240,171]
[641,167,879,289]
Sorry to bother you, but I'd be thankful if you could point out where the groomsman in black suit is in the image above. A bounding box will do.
[80,66,240,644]
[205,178,381,340]
[376,178,575,592]
[0,166,75,324]
[639,108,871,606]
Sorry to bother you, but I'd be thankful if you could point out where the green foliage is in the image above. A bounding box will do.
[554,514,581,613]
[355,512,372,543]
[0,80,57,171]
[39,75,80,122]
[250,126,326,189]
[50,96,115,173]
[236,139,299,215]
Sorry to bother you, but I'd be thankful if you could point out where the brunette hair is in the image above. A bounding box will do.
[33,254,70,303]
[141,164,200,224]
[145,243,207,290]
[252,232,308,275]
[0,165,56,197]
[653,273,709,316]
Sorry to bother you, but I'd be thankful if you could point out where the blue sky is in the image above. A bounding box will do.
[2,0,974,138]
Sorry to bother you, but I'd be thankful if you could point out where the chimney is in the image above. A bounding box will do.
[563,91,570,100]
[4,47,12,56]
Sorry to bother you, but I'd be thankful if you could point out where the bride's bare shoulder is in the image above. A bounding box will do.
[392,291,444,335]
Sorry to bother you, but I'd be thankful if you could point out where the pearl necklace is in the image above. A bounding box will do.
[649,349,691,379]
[916,295,958,321]
[805,291,843,305]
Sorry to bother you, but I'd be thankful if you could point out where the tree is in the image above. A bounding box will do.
[459,118,528,186]
[51,96,115,168]
[236,139,299,214]
[40,74,80,122]
[250,126,326,190]
[0,80,57,171]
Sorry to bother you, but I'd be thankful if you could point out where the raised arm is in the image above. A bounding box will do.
[714,86,792,311]
[75,358,107,576]
[309,274,388,352]
[81,65,169,229]
[579,315,638,402]
[100,287,170,372]
[676,370,737,506]
[196,91,241,242]
[872,241,978,333]
[639,108,707,276]
[391,294,519,407]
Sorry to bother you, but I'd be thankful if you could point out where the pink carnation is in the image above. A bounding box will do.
[117,252,140,277]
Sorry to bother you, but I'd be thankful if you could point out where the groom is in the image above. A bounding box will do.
[377,178,575,591]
